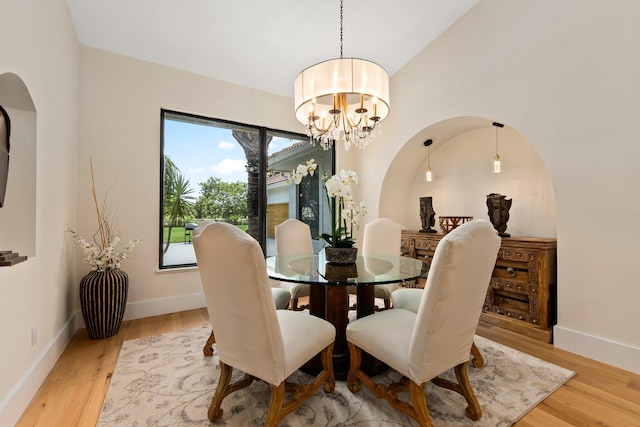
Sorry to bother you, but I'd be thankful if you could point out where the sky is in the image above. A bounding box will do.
[164,118,298,197]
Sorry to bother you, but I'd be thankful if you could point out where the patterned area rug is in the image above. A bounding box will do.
[98,325,574,426]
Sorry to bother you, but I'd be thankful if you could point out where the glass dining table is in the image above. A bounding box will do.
[266,251,428,379]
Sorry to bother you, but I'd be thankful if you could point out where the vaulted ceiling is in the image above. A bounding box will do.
[66,0,479,98]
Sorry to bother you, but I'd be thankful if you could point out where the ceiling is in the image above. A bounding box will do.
[66,0,479,98]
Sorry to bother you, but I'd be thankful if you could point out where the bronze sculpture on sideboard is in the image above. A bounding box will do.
[486,193,512,237]
[419,196,436,233]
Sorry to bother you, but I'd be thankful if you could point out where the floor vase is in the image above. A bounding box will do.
[79,268,128,340]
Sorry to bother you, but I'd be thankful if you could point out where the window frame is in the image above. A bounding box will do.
[159,108,334,270]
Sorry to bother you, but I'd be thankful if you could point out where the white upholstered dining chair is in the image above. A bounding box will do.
[195,221,291,356]
[275,218,313,310]
[349,217,402,309]
[346,220,500,426]
[193,222,335,426]
[391,287,485,368]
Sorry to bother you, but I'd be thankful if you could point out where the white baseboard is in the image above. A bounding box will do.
[122,292,207,321]
[554,325,640,375]
[0,314,76,427]
[73,292,208,331]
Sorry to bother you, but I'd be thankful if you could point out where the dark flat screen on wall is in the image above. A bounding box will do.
[0,105,10,207]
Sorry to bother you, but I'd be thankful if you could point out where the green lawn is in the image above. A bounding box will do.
[163,226,188,244]
[163,223,248,244]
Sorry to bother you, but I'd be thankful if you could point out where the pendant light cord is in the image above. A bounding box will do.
[339,0,343,58]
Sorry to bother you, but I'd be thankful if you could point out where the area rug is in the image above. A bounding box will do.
[98,325,574,426]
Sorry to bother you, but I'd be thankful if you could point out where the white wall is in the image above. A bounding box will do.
[0,0,78,424]
[406,125,556,237]
[76,46,303,319]
[267,181,290,205]
[0,105,37,256]
[352,0,640,373]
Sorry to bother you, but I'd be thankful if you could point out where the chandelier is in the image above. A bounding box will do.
[294,0,390,151]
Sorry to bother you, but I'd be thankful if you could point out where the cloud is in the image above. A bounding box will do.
[219,141,235,150]
[187,167,206,173]
[211,158,246,175]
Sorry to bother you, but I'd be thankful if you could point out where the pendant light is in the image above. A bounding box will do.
[424,139,433,182]
[493,122,504,173]
[294,0,390,151]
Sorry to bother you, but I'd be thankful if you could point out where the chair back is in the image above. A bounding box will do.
[408,220,500,383]
[193,222,286,384]
[192,219,215,238]
[362,217,401,256]
[275,219,313,255]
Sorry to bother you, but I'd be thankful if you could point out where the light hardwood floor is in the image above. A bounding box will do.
[16,308,640,426]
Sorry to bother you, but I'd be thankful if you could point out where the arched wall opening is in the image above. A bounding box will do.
[0,72,37,257]
[379,116,556,238]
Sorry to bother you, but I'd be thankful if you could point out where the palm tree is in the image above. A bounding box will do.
[231,130,272,241]
[163,156,195,254]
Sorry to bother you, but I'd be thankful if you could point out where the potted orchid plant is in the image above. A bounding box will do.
[288,159,367,263]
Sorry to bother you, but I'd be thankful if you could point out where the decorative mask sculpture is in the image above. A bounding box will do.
[486,193,512,237]
[419,196,436,233]
[0,105,10,208]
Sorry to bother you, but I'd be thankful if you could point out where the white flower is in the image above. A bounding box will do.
[70,229,139,271]
[306,159,317,176]
[287,159,318,186]
[288,159,367,248]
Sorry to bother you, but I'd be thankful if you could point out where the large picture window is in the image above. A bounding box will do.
[160,109,334,269]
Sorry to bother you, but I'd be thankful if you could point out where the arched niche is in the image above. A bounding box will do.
[0,72,37,257]
[380,116,556,238]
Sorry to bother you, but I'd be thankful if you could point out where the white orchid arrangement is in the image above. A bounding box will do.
[70,232,138,271]
[288,159,367,248]
[68,159,139,271]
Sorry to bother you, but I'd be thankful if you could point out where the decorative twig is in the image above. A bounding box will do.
[90,157,108,250]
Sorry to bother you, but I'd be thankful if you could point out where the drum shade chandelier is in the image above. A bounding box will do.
[294,0,390,151]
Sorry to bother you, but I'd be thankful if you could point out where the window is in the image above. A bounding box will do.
[160,109,334,269]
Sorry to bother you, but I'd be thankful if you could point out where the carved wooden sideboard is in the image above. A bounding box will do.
[400,230,557,342]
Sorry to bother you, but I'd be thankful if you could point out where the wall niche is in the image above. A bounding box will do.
[0,72,37,261]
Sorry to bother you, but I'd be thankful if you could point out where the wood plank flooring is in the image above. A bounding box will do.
[16,308,640,426]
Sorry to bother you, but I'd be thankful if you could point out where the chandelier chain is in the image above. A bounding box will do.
[339,0,343,58]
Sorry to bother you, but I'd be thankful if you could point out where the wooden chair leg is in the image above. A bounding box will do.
[321,342,336,393]
[470,341,484,368]
[207,345,334,425]
[409,381,436,427]
[290,298,298,310]
[208,361,232,422]
[454,362,482,421]
[203,329,215,357]
[265,382,286,427]
[347,342,362,393]
[348,342,435,426]
[266,343,335,426]
[384,298,391,310]
[208,361,255,423]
